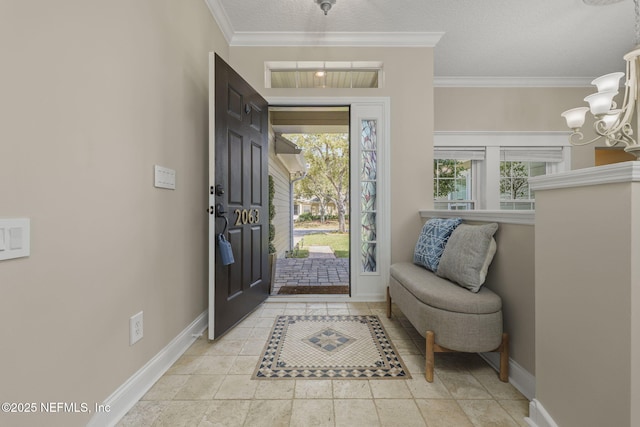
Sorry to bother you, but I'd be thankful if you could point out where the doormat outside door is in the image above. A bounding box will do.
[253,315,411,379]
[277,285,349,295]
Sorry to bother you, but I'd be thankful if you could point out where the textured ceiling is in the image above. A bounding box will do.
[207,0,636,83]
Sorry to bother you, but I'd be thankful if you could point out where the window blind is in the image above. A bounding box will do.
[500,147,564,163]
[434,147,485,161]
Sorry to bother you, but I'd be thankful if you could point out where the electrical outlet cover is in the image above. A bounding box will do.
[130,311,144,345]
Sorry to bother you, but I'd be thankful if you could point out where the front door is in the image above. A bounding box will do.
[210,54,269,338]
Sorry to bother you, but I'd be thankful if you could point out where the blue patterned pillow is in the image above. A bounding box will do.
[413,218,463,272]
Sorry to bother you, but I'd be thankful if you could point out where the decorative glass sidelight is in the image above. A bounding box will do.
[361,120,378,272]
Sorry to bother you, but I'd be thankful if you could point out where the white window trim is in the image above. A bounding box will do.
[433,131,572,211]
[268,96,391,302]
[265,61,384,89]
[420,209,535,225]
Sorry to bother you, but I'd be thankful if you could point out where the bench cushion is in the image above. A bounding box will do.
[413,217,462,271]
[390,262,501,315]
[436,223,498,293]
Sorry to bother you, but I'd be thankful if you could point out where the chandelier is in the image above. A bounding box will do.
[315,0,336,15]
[561,0,640,159]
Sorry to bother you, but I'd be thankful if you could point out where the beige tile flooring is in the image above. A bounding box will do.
[117,302,529,427]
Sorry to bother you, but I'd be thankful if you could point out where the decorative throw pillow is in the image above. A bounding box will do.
[413,217,463,272]
[436,223,499,292]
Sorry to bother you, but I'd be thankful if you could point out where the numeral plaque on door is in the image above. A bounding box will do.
[233,208,260,226]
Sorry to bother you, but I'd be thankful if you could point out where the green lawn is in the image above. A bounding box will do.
[299,232,350,258]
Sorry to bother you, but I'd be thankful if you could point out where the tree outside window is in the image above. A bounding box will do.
[433,159,471,209]
[500,161,546,209]
[285,133,350,233]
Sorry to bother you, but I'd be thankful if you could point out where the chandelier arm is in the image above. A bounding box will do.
[598,83,636,142]
[620,56,636,120]
[593,119,635,149]
[599,122,636,148]
[618,55,634,113]
[568,131,603,146]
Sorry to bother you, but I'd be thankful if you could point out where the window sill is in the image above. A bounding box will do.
[419,209,534,225]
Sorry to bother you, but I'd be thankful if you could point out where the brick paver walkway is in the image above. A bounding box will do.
[272,257,350,295]
[307,245,336,259]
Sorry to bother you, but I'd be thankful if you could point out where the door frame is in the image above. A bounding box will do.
[266,96,391,302]
[208,86,392,339]
[208,53,216,340]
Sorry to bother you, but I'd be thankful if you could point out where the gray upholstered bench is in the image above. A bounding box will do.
[387,261,509,383]
[386,219,509,382]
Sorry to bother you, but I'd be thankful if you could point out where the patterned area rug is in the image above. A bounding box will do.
[253,315,411,379]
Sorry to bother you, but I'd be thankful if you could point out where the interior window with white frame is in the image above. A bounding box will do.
[434,159,474,210]
[499,160,546,210]
[433,147,484,210]
[433,132,572,211]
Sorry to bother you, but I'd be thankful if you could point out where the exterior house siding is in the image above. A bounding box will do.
[268,132,294,258]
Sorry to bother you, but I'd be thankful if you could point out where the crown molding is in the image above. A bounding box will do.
[434,76,594,88]
[229,31,444,47]
[204,0,234,43]
[203,1,443,47]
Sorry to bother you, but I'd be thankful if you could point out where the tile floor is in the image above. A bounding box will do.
[117,302,529,427]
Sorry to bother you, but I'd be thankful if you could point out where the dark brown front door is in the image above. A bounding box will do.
[213,54,269,338]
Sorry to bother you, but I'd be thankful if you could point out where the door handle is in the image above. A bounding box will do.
[207,203,227,216]
[215,203,229,234]
[215,203,227,217]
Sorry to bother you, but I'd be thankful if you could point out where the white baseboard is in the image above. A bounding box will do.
[87,310,208,427]
[479,352,535,401]
[524,399,559,427]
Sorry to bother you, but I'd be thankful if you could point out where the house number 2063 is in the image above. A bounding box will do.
[233,208,260,226]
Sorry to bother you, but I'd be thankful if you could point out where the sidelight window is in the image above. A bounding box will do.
[361,119,378,272]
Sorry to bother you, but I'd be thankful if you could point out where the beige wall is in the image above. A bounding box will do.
[632,183,640,427]
[534,181,637,427]
[229,46,434,264]
[0,1,226,426]
[485,223,535,376]
[434,86,607,169]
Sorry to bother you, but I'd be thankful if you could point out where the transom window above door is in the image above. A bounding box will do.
[265,61,383,89]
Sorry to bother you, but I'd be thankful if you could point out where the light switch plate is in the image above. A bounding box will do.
[154,165,176,190]
[0,219,30,261]
[9,227,22,250]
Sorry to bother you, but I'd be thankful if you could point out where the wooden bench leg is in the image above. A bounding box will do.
[498,333,509,382]
[425,331,508,383]
[425,331,435,382]
[386,286,392,318]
